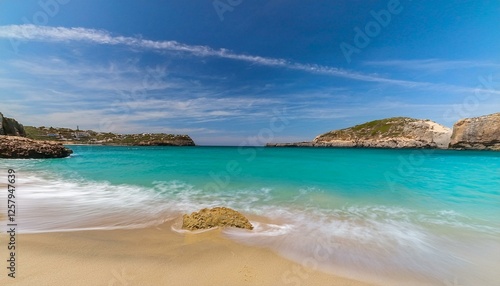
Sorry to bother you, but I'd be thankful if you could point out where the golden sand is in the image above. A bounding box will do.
[0,221,374,286]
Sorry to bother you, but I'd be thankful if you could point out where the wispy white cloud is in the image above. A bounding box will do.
[3,24,496,94]
[8,58,175,92]
[365,59,500,72]
[17,108,220,135]
[2,24,500,144]
[1,53,286,113]
[0,24,288,65]
[1,58,283,130]
[108,96,278,123]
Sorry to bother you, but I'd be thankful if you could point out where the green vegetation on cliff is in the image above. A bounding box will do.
[24,126,195,146]
[265,116,454,149]
[315,117,430,141]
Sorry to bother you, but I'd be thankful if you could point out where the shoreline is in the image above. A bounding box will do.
[2,151,499,285]
[62,143,498,151]
[1,221,374,285]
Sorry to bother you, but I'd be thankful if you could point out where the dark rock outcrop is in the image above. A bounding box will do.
[182,207,253,230]
[0,113,26,137]
[449,113,500,150]
[0,136,73,159]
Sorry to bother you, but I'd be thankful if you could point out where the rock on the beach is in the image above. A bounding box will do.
[449,113,500,150]
[182,207,253,230]
[0,135,73,159]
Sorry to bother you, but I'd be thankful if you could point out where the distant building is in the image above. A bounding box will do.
[73,131,90,139]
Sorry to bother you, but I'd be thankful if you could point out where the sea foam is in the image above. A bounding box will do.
[0,168,498,285]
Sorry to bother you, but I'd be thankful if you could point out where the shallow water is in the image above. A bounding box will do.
[1,146,499,285]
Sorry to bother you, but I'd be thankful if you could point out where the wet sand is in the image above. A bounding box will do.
[1,220,374,286]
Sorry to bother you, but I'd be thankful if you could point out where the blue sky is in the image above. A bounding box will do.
[0,0,499,145]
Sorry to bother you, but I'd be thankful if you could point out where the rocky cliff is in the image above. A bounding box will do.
[449,113,500,150]
[0,113,73,158]
[25,126,196,146]
[314,117,452,148]
[268,117,452,149]
[135,135,195,146]
[0,112,26,136]
[0,136,73,159]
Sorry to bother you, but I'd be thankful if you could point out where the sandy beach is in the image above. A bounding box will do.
[1,220,374,286]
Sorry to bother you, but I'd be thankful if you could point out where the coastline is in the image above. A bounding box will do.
[62,142,197,146]
[2,147,499,285]
[1,221,374,286]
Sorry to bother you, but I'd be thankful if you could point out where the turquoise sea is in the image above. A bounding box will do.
[1,146,499,285]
